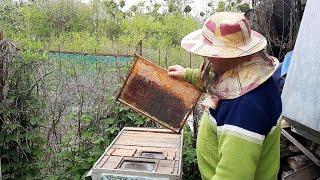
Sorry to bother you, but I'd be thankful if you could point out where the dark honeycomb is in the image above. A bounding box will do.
[122,75,188,128]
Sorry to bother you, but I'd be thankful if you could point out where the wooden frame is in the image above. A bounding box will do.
[117,54,202,133]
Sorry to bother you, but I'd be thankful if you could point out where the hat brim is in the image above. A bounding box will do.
[181,29,267,58]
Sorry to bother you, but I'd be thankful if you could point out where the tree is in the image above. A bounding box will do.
[130,5,137,12]
[168,0,177,13]
[102,0,123,41]
[104,0,119,18]
[238,3,250,12]
[152,3,161,14]
[47,0,82,33]
[136,1,146,13]
[216,0,250,13]
[184,5,192,14]
[167,0,180,13]
[119,0,125,9]
[216,1,226,12]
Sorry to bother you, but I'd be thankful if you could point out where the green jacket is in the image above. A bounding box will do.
[185,68,282,180]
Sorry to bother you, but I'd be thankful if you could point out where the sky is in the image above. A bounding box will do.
[82,0,216,17]
[120,0,213,16]
[81,0,252,17]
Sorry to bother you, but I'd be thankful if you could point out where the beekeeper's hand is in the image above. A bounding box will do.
[167,65,186,79]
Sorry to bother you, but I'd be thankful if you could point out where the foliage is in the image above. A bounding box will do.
[0,0,208,179]
[0,0,200,60]
[0,40,46,179]
[183,126,201,180]
[52,98,150,179]
[216,0,250,13]
[119,13,198,49]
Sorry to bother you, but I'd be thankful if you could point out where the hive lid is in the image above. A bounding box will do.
[117,54,202,133]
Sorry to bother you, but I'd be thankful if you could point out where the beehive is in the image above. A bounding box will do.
[90,127,183,180]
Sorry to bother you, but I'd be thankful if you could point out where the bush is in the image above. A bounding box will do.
[52,98,150,179]
[0,40,46,179]
[183,126,201,180]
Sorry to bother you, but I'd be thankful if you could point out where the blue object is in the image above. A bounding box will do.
[280,51,293,77]
[272,63,285,94]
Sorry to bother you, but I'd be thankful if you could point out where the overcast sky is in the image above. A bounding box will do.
[81,0,251,18]
[82,0,215,17]
[120,0,213,16]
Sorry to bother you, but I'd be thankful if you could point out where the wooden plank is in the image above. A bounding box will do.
[123,127,175,133]
[115,131,181,148]
[115,141,180,148]
[111,148,136,157]
[102,156,123,169]
[281,0,320,132]
[118,137,180,144]
[117,135,181,144]
[0,158,2,180]
[121,131,181,139]
[112,145,179,154]
[116,133,181,141]
[157,167,174,175]
[282,164,320,180]
[281,129,320,166]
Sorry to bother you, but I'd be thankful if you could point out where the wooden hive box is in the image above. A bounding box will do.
[91,127,183,180]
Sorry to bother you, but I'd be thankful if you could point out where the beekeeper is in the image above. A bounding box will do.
[168,12,282,180]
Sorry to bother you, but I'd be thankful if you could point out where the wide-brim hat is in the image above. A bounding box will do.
[181,12,267,58]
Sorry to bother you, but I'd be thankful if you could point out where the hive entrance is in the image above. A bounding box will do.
[141,151,164,159]
[119,160,156,172]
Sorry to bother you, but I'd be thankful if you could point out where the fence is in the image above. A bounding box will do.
[49,41,203,70]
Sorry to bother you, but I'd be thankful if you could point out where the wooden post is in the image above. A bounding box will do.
[189,53,192,68]
[0,31,3,41]
[164,50,169,69]
[158,48,161,65]
[58,43,62,69]
[0,158,2,180]
[0,31,3,180]
[0,31,4,95]
[139,40,143,56]
[178,49,181,65]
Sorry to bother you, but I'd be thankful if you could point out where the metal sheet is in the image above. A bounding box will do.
[118,54,202,133]
[281,0,320,133]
